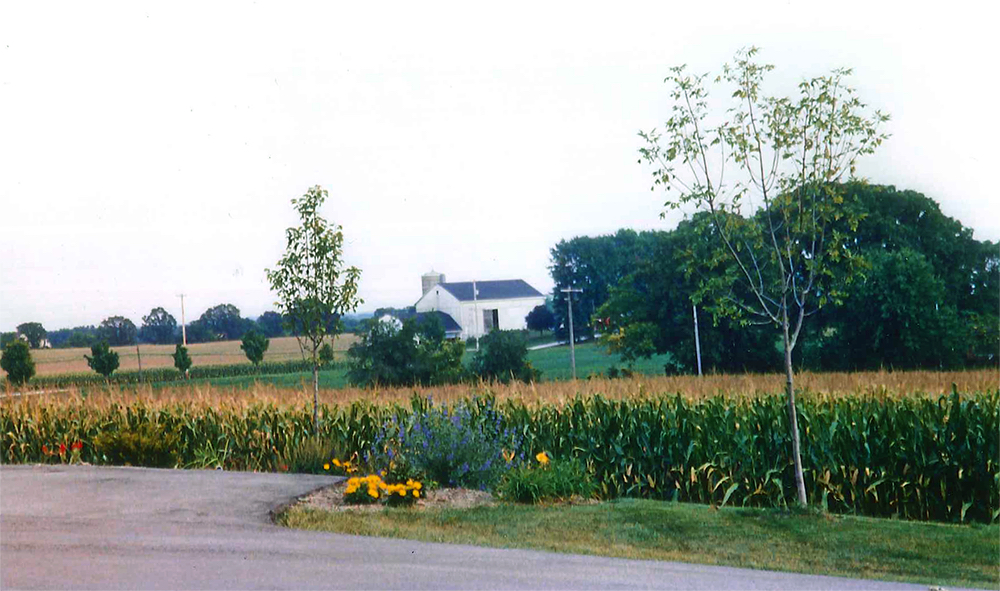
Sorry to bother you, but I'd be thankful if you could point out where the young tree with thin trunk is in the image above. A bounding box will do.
[640,47,889,506]
[266,186,362,431]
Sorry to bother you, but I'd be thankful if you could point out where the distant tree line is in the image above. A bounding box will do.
[6,306,371,349]
[550,184,999,372]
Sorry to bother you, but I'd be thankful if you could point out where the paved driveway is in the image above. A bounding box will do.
[0,465,944,590]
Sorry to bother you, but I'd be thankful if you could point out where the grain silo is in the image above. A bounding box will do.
[421,270,445,296]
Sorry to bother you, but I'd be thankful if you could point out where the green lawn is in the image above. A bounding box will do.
[526,342,674,380]
[279,499,1000,589]
[161,367,351,390]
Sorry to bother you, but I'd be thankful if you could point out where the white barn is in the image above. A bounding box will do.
[414,271,546,340]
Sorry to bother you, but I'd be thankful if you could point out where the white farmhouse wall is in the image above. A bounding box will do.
[457,296,545,339]
[415,283,545,340]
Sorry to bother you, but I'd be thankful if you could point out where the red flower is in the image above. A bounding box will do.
[41,445,49,455]
[71,441,83,451]
[58,443,67,455]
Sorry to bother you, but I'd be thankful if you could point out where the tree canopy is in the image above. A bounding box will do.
[139,307,177,344]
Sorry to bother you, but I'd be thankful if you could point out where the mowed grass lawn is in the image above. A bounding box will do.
[281,499,1000,590]
[188,341,666,390]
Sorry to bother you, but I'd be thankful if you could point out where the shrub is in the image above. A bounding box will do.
[85,341,119,378]
[470,330,539,384]
[1,340,35,386]
[92,423,180,468]
[240,329,270,366]
[499,453,596,503]
[370,396,524,490]
[318,342,335,367]
[172,344,192,374]
[347,317,466,387]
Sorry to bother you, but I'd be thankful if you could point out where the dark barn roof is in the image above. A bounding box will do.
[438,280,543,302]
[414,311,462,334]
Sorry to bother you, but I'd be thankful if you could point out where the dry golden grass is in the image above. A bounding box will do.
[27,335,358,376]
[4,368,995,412]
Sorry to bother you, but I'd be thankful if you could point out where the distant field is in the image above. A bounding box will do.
[28,335,358,376]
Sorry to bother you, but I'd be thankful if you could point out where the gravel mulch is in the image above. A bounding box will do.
[297,479,496,513]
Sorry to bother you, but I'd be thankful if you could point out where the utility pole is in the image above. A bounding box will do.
[692,303,703,377]
[178,294,187,346]
[560,287,583,380]
[473,280,480,351]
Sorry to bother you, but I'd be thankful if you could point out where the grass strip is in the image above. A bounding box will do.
[279,499,1000,589]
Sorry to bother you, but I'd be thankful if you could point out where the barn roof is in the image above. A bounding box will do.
[438,280,543,302]
[414,311,462,334]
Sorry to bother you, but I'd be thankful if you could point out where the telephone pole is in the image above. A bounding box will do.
[177,294,187,346]
[560,287,583,380]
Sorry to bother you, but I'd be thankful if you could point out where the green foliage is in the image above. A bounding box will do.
[98,316,138,346]
[5,358,317,389]
[347,317,466,387]
[85,341,120,378]
[0,340,35,386]
[191,303,252,342]
[172,344,192,374]
[275,437,332,474]
[2,391,997,523]
[92,423,180,468]
[318,342,335,367]
[16,322,47,349]
[499,456,596,503]
[240,329,270,366]
[370,396,521,490]
[525,305,555,334]
[139,307,177,344]
[266,186,363,428]
[470,330,539,384]
[549,229,662,340]
[256,311,286,338]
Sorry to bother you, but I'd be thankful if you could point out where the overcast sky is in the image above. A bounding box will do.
[1,1,996,332]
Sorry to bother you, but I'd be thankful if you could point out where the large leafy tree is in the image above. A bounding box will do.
[266,186,362,430]
[639,47,889,506]
[256,311,286,338]
[16,322,47,349]
[98,316,138,347]
[1,340,35,386]
[195,304,250,341]
[346,316,465,387]
[139,307,178,344]
[549,229,661,340]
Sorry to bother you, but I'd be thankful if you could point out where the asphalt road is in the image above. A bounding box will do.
[0,465,948,590]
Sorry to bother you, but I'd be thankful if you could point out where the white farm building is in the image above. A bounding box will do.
[414,271,546,340]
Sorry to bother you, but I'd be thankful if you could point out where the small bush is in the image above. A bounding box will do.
[92,423,180,468]
[318,342,335,367]
[499,453,596,504]
[470,330,539,384]
[370,396,524,490]
[85,341,119,378]
[172,344,192,374]
[240,329,270,366]
[1,340,35,386]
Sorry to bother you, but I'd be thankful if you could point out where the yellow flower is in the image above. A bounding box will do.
[332,459,342,467]
[536,451,550,465]
[368,487,379,498]
[323,463,330,471]
[413,490,420,498]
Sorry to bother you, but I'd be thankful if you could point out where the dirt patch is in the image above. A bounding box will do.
[296,480,495,513]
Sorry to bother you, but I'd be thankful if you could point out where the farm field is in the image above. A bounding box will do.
[27,335,358,376]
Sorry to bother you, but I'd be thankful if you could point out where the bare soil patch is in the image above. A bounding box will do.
[297,480,495,513]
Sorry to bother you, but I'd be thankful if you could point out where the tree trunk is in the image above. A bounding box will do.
[783,314,808,507]
[312,348,319,433]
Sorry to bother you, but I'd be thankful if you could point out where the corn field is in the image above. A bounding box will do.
[1,381,996,523]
